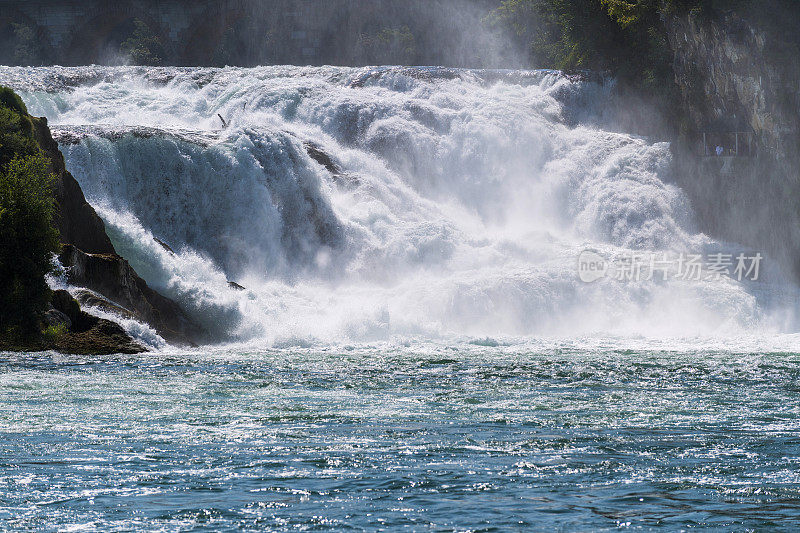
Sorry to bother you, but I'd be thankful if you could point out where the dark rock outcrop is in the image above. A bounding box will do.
[304,141,360,187]
[227,281,246,291]
[59,245,203,346]
[50,289,146,355]
[154,237,176,255]
[51,289,96,332]
[56,319,146,355]
[304,142,341,176]
[0,86,203,353]
[33,107,207,348]
[31,116,116,255]
[44,308,71,330]
[72,289,138,320]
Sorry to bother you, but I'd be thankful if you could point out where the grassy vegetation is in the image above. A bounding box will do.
[41,323,67,344]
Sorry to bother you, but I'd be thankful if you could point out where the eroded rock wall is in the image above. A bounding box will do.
[665,4,800,277]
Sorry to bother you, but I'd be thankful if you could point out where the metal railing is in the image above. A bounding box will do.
[701,131,756,157]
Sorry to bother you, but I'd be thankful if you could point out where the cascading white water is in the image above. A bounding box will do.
[2,65,796,346]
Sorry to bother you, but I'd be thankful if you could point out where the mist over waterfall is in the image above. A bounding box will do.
[1,65,795,345]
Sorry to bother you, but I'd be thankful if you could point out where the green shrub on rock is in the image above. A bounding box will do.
[120,19,164,66]
[0,153,60,339]
[0,86,61,341]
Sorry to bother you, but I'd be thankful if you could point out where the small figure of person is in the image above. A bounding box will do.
[715,145,724,156]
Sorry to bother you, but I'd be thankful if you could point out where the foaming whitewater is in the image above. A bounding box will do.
[2,65,798,346]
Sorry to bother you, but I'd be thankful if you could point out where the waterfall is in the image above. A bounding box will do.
[2,65,795,345]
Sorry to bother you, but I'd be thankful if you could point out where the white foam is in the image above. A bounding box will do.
[5,66,798,346]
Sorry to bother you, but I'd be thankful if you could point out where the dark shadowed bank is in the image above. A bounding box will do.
[0,0,520,68]
[0,87,205,354]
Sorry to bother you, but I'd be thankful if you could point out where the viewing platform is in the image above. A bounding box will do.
[699,130,756,158]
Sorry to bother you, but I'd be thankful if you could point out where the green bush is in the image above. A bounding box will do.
[0,154,60,339]
[0,87,61,341]
[0,86,28,116]
[0,86,37,171]
[490,0,673,85]
[488,0,770,92]
[489,0,624,70]
[42,323,67,343]
[120,19,164,66]
[487,0,684,134]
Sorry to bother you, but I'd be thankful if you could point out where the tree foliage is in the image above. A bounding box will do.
[489,0,764,82]
[0,87,60,340]
[358,26,418,65]
[0,87,37,166]
[0,154,59,339]
[490,0,675,90]
[121,19,163,66]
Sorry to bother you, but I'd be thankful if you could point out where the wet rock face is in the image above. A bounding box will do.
[51,289,96,332]
[49,289,146,355]
[304,142,341,176]
[31,106,204,349]
[58,245,204,346]
[0,87,200,352]
[44,309,71,330]
[56,318,146,355]
[72,289,137,320]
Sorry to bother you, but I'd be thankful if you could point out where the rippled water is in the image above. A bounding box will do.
[2,340,800,531]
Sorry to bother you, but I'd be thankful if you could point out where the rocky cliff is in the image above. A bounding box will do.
[666,6,799,160]
[30,116,117,255]
[59,245,204,345]
[5,104,206,350]
[29,115,204,346]
[665,4,800,277]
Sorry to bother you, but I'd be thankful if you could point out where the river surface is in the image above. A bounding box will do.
[2,340,800,531]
